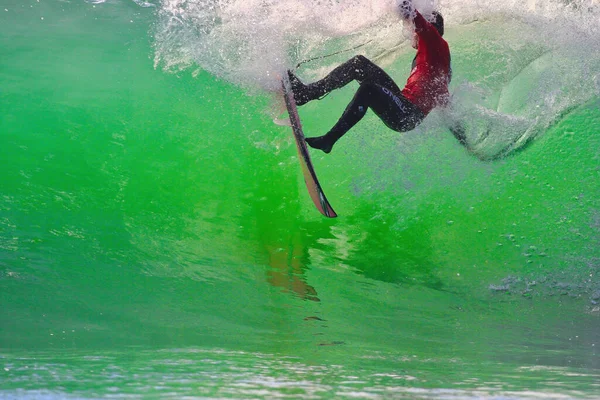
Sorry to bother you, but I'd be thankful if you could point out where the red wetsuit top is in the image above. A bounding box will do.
[401,11,451,115]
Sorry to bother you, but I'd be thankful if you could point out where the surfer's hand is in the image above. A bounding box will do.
[398,0,415,20]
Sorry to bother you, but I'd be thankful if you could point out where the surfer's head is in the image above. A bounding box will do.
[430,11,444,36]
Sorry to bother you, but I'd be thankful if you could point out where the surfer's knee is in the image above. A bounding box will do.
[351,55,374,69]
[350,55,382,84]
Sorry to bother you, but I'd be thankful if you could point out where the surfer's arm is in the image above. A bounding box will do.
[449,123,467,147]
[449,123,494,161]
[398,2,435,37]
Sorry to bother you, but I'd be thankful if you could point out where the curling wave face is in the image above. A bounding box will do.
[153,0,600,158]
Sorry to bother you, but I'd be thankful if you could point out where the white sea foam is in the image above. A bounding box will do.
[153,0,444,90]
[153,0,599,87]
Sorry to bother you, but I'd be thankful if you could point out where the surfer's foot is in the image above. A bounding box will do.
[305,136,333,154]
[288,70,313,106]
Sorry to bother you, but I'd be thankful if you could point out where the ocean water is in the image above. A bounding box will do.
[1,0,600,398]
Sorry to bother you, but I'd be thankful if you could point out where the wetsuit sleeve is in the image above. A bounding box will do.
[412,10,436,38]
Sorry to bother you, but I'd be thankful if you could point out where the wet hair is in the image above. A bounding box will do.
[431,11,444,36]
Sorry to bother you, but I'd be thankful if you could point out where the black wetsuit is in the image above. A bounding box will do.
[289,55,425,153]
[289,10,451,154]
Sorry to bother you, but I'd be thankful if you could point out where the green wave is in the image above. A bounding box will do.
[1,1,599,398]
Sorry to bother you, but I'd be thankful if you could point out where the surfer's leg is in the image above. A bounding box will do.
[290,55,400,106]
[306,83,424,153]
[305,83,372,153]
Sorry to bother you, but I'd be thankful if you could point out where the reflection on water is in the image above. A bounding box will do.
[2,348,599,399]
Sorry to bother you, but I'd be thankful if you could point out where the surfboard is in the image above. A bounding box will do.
[281,72,337,218]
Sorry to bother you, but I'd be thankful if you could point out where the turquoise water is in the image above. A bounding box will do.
[1,0,599,398]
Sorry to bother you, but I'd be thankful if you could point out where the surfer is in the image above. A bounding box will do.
[288,0,452,154]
